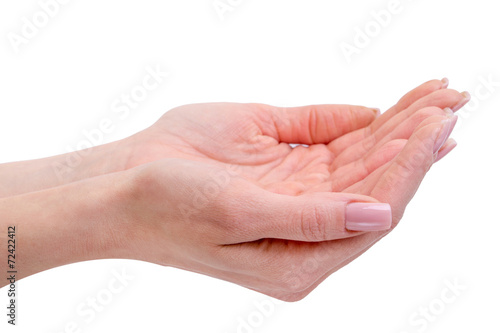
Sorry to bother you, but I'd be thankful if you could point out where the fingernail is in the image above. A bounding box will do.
[434,138,457,163]
[451,91,471,112]
[441,77,449,89]
[346,203,392,231]
[371,108,381,116]
[433,119,453,154]
[443,107,454,117]
[449,114,458,133]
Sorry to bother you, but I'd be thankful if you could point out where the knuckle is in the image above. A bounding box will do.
[360,132,376,153]
[393,156,417,180]
[299,204,329,241]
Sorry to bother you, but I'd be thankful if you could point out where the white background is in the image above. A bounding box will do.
[1,0,499,332]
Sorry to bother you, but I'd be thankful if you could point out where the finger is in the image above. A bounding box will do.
[231,189,393,243]
[328,139,407,192]
[331,106,448,170]
[303,139,405,194]
[330,89,465,167]
[371,78,449,131]
[327,78,446,155]
[369,89,465,137]
[435,138,457,163]
[343,114,456,195]
[284,117,460,298]
[369,117,455,226]
[254,103,379,145]
[345,158,394,195]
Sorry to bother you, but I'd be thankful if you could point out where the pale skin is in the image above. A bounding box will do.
[0,79,469,301]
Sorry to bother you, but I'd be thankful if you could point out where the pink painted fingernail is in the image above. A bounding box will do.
[441,78,449,89]
[346,203,392,231]
[451,91,471,112]
[372,108,381,116]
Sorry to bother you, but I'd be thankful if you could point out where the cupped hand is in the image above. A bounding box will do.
[118,79,469,301]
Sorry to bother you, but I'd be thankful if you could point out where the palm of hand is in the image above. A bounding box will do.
[122,80,465,300]
[130,103,376,196]
[128,80,464,227]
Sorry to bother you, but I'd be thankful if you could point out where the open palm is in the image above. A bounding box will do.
[124,78,467,300]
[129,78,463,205]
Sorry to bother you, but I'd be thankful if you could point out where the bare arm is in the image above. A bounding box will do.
[0,139,131,199]
[0,171,130,286]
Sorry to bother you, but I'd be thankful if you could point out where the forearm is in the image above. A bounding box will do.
[0,139,132,198]
[0,170,132,287]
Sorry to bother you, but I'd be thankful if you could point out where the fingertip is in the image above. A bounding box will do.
[441,77,450,89]
[451,91,471,112]
[434,138,457,163]
[371,108,381,117]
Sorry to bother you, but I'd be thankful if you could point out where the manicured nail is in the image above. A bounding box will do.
[451,91,471,112]
[433,119,454,154]
[345,203,392,231]
[441,77,449,89]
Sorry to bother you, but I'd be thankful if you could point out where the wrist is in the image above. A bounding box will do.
[50,138,134,185]
[0,169,133,284]
[0,137,134,198]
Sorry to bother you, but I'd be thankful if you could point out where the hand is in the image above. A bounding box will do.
[0,78,469,300]
[124,79,466,196]
[113,78,468,301]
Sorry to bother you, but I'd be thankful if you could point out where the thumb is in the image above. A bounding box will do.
[244,191,392,242]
